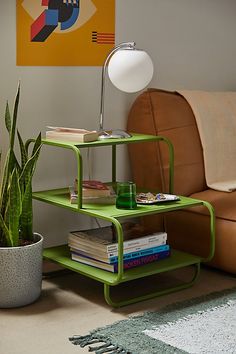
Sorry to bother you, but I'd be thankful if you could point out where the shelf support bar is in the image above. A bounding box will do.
[104,263,200,307]
[112,145,116,184]
[71,146,83,209]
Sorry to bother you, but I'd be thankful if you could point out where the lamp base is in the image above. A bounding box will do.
[98,129,132,140]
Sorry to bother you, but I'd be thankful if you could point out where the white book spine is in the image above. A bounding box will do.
[69,237,167,257]
[69,231,167,254]
[107,233,167,252]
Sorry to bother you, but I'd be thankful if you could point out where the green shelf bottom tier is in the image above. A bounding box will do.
[43,245,202,286]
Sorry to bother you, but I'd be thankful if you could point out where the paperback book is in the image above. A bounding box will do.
[69,235,168,259]
[70,244,170,264]
[68,223,167,254]
[71,249,170,273]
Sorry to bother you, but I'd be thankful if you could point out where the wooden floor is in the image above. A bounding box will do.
[0,262,235,354]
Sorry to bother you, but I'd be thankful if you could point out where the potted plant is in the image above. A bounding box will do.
[0,85,42,308]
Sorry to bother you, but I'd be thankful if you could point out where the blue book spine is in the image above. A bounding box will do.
[109,244,170,264]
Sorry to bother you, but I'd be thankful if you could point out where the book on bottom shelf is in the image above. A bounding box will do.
[68,223,168,255]
[71,249,171,273]
[70,244,170,264]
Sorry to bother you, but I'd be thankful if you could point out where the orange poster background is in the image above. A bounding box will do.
[16,0,115,66]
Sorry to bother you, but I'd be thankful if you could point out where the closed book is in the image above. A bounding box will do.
[82,187,112,198]
[70,244,170,264]
[46,126,99,143]
[80,180,110,190]
[71,250,170,273]
[75,180,114,197]
[69,236,167,258]
[69,186,116,204]
[68,224,167,254]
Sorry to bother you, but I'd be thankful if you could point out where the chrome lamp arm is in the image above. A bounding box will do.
[99,42,136,138]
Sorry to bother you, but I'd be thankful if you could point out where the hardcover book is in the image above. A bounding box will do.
[70,244,170,264]
[71,250,170,272]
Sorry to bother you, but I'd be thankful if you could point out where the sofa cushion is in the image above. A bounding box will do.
[165,210,236,274]
[190,189,236,222]
[127,89,207,196]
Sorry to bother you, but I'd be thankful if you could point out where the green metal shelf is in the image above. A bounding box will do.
[41,132,165,148]
[31,133,215,307]
[43,245,202,286]
[33,188,203,220]
[33,188,202,219]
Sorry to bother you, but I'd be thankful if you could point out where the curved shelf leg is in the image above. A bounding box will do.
[104,263,200,308]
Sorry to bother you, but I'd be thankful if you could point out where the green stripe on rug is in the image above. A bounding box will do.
[69,287,236,354]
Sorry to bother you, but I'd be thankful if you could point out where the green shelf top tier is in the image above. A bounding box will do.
[43,245,202,285]
[33,188,203,220]
[41,133,165,148]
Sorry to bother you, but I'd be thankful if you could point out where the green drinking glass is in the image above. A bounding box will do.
[116,182,137,209]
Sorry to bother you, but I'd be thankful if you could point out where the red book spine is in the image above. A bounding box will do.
[113,250,170,272]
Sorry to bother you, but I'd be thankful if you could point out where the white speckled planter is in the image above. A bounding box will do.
[0,233,43,308]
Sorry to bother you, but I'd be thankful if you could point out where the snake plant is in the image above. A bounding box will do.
[0,85,42,247]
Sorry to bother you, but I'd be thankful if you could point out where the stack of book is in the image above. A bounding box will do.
[69,180,116,204]
[68,223,170,272]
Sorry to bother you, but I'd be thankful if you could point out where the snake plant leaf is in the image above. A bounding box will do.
[17,130,28,170]
[0,150,19,214]
[0,213,12,247]
[19,145,41,239]
[1,84,21,216]
[20,178,33,239]
[5,101,11,134]
[31,132,42,157]
[19,144,41,189]
[7,168,22,247]
[10,84,20,150]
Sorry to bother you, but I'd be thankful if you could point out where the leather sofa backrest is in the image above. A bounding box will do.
[127,89,207,196]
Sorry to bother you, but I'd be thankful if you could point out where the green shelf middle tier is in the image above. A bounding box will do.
[33,188,203,220]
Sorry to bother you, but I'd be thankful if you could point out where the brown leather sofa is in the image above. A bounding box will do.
[127,88,236,274]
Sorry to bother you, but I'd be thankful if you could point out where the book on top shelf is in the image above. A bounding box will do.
[70,244,170,264]
[68,223,167,254]
[71,249,170,273]
[45,126,99,143]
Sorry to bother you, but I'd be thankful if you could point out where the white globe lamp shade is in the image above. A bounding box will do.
[107,49,154,93]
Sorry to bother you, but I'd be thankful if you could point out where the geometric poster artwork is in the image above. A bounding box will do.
[16,0,115,66]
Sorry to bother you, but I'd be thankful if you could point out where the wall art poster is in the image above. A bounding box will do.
[16,0,115,66]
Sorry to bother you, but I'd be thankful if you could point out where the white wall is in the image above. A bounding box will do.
[0,0,236,246]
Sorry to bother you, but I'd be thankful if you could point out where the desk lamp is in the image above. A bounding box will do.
[98,42,154,140]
